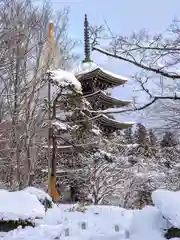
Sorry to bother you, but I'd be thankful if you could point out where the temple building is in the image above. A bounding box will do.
[73,14,134,134]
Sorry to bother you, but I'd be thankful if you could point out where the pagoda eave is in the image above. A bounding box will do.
[85,90,131,109]
[76,68,127,87]
[42,168,85,177]
[42,142,98,153]
[93,114,134,130]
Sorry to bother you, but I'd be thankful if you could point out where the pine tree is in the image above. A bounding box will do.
[160,131,178,148]
[134,123,149,146]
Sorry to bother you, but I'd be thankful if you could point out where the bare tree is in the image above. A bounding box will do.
[0,0,78,189]
[91,18,180,124]
[84,158,125,205]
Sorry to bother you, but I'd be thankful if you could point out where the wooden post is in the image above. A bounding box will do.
[50,98,59,201]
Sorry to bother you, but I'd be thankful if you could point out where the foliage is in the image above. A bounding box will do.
[0,219,34,232]
[67,202,88,213]
[134,123,149,146]
[124,127,134,144]
[160,132,178,148]
[165,228,180,239]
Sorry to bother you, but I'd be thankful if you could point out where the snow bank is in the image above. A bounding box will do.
[0,190,45,221]
[3,203,170,240]
[2,224,128,240]
[23,187,52,203]
[2,225,64,240]
[23,187,55,210]
[0,201,174,240]
[152,189,180,228]
[43,204,133,238]
[3,189,180,240]
[129,206,168,240]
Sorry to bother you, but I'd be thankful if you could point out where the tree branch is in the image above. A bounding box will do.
[93,46,180,79]
[88,94,180,114]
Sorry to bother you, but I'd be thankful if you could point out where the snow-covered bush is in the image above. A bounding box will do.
[152,189,180,239]
[23,187,54,211]
[0,190,45,232]
[67,202,88,213]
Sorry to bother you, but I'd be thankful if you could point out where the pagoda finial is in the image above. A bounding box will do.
[83,14,92,63]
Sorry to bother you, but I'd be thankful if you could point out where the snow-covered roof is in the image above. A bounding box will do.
[42,168,84,174]
[92,114,134,129]
[91,128,101,135]
[41,120,70,131]
[42,142,98,152]
[51,120,70,131]
[73,62,128,86]
[85,90,131,107]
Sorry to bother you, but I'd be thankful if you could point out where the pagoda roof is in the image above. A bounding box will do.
[73,62,128,86]
[42,142,98,152]
[85,90,131,107]
[92,114,134,129]
[42,168,84,175]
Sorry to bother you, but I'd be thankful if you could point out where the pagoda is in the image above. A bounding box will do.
[41,17,134,202]
[73,14,134,134]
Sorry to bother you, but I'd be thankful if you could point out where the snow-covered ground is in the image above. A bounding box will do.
[0,188,179,240]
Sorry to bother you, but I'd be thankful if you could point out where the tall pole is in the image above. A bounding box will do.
[47,73,51,195]
[47,23,53,196]
[47,23,59,201]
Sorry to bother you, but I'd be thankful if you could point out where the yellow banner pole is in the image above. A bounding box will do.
[47,23,59,202]
[49,23,53,39]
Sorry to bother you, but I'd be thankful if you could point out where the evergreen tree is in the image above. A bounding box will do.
[124,126,133,144]
[160,131,178,148]
[134,123,149,146]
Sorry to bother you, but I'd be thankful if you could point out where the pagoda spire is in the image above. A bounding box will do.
[83,14,92,63]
